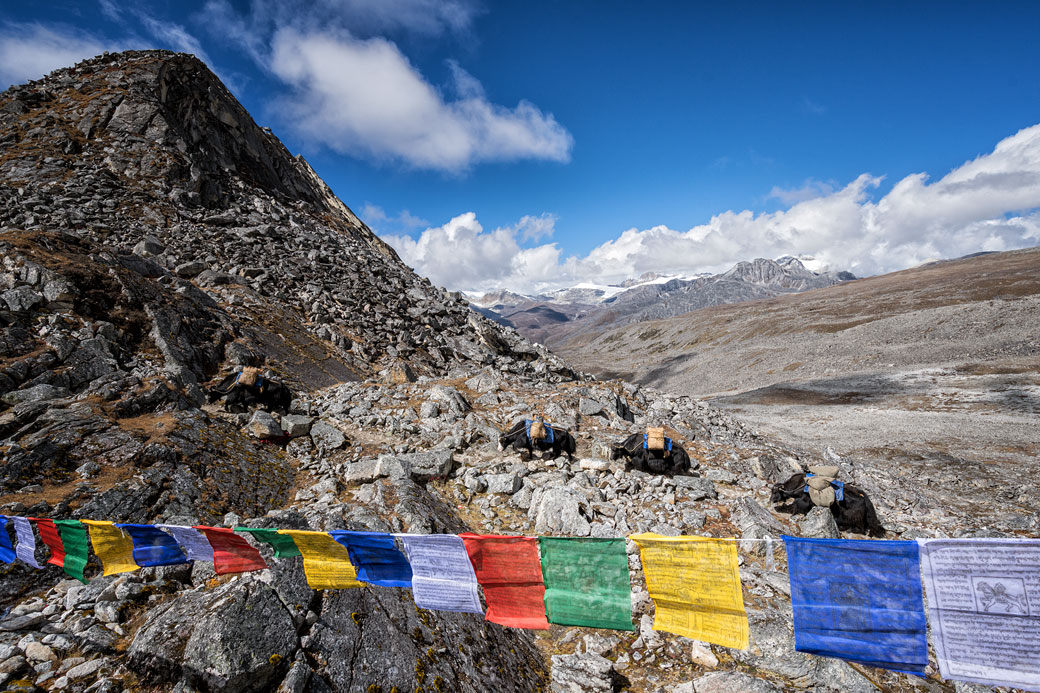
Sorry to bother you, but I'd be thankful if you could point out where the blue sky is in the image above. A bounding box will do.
[2,1,1039,293]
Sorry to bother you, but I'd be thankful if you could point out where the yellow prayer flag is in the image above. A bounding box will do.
[277,530,363,589]
[83,520,140,576]
[631,533,748,650]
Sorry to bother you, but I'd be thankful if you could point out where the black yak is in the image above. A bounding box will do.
[208,369,293,414]
[771,472,886,537]
[498,419,577,461]
[611,430,692,475]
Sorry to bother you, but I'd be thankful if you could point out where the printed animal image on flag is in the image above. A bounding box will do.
[971,577,1028,615]
[919,538,1040,691]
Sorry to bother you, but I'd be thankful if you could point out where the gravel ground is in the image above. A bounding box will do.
[711,363,1040,466]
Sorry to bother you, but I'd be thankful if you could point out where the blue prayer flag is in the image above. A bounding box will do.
[783,536,928,674]
[330,530,412,587]
[0,517,15,564]
[116,524,189,567]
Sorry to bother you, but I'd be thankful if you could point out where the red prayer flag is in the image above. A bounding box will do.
[195,526,267,574]
[460,533,549,629]
[32,518,65,568]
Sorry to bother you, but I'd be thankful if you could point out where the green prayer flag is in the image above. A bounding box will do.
[54,519,90,583]
[538,537,634,631]
[235,527,302,559]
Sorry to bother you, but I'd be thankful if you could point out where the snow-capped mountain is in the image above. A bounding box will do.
[471,256,855,346]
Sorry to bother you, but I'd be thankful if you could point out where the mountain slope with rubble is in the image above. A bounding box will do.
[0,50,1029,693]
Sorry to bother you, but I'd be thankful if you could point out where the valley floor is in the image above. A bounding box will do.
[711,357,1040,536]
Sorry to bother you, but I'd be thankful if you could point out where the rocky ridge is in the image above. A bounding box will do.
[0,49,574,388]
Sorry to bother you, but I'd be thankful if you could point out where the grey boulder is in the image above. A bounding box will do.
[393,449,455,480]
[128,578,297,692]
[310,420,347,452]
[244,410,283,438]
[531,487,591,536]
[279,414,313,438]
[551,653,614,693]
[1,383,70,406]
[798,505,840,539]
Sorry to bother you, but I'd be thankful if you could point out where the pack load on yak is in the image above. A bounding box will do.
[802,465,843,507]
[236,366,262,387]
[208,365,293,414]
[771,465,886,537]
[611,426,692,475]
[498,415,577,461]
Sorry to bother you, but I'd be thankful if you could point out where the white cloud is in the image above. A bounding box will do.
[0,23,114,88]
[197,0,268,64]
[384,213,564,292]
[194,1,568,170]
[269,28,572,171]
[323,0,478,37]
[136,14,213,68]
[397,209,428,228]
[361,204,428,231]
[361,204,389,222]
[384,124,1040,293]
[768,178,838,205]
[802,96,827,115]
[516,214,557,242]
[0,14,213,91]
[98,0,122,23]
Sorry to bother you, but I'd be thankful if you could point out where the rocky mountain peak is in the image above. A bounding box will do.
[0,50,575,388]
[723,257,798,285]
[1,50,379,248]
[619,271,670,287]
[774,255,809,272]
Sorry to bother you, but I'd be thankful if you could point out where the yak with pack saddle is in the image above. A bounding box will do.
[208,366,293,414]
[770,466,885,537]
[611,427,693,475]
[498,417,577,461]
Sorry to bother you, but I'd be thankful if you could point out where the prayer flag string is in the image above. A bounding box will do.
[1,514,1039,686]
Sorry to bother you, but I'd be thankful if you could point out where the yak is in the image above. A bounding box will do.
[208,370,293,414]
[771,472,886,537]
[498,419,577,461]
[611,432,692,475]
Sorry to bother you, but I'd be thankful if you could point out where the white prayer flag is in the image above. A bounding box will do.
[157,524,214,562]
[12,517,41,569]
[919,538,1040,691]
[399,534,482,614]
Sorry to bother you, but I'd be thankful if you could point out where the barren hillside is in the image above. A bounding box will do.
[562,247,1040,395]
[561,247,1040,474]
